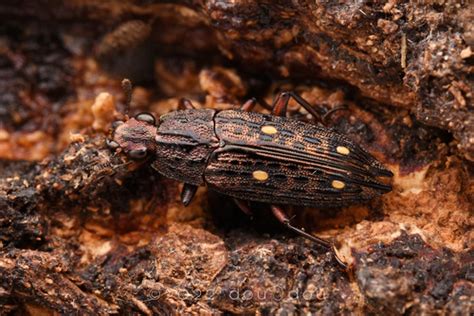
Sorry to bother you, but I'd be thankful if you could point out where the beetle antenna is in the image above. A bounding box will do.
[121,78,132,116]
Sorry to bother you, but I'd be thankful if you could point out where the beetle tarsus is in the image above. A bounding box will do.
[270,205,347,269]
[181,183,198,206]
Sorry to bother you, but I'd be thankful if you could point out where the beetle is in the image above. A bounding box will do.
[107,79,393,268]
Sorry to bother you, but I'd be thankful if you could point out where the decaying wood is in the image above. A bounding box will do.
[2,0,471,160]
[0,1,472,315]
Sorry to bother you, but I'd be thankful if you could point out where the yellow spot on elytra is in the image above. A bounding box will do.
[253,170,269,181]
[336,146,350,155]
[332,180,345,189]
[261,125,278,135]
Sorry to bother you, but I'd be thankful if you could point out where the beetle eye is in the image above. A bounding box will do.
[128,148,147,160]
[106,139,120,150]
[112,120,124,129]
[135,113,156,125]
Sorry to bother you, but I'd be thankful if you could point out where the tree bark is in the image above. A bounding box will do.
[0,1,472,315]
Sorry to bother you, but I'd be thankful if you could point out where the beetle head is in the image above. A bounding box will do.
[107,113,157,160]
[106,79,157,160]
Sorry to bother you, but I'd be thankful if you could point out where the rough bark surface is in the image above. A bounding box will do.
[0,1,472,315]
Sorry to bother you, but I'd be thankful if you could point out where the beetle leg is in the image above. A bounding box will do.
[178,98,196,110]
[270,205,347,269]
[233,199,253,217]
[271,92,290,117]
[271,91,324,123]
[287,92,324,123]
[270,205,330,248]
[321,106,349,124]
[256,97,273,111]
[181,183,198,206]
[240,98,257,112]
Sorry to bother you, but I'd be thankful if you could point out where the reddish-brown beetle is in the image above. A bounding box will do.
[107,79,393,268]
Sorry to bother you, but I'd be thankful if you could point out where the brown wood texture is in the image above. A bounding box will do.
[0,1,472,315]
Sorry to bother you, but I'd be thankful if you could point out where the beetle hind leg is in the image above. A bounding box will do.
[270,205,347,269]
[270,205,330,248]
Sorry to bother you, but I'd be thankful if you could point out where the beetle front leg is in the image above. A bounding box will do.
[181,183,198,206]
[270,205,347,268]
